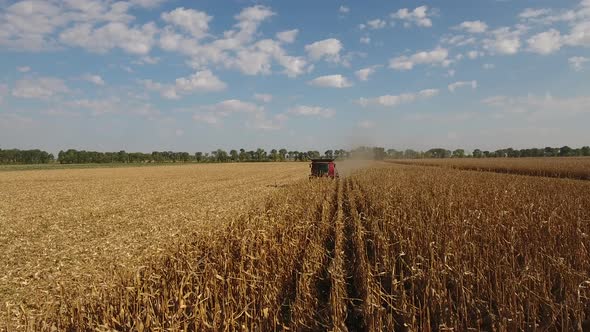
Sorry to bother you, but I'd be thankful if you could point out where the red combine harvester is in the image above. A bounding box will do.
[309,159,339,179]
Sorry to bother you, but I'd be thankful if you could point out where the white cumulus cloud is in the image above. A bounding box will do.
[176,70,226,92]
[305,38,343,63]
[143,69,226,99]
[82,74,105,86]
[357,88,439,107]
[231,49,272,75]
[467,50,483,59]
[65,98,121,116]
[456,21,488,33]
[389,47,449,70]
[0,0,129,50]
[194,99,284,130]
[288,105,336,118]
[308,74,353,88]
[482,93,590,118]
[227,39,310,77]
[355,66,379,81]
[158,4,277,71]
[60,22,159,55]
[129,0,168,9]
[527,29,562,54]
[448,80,478,93]
[564,21,590,48]
[231,5,275,45]
[483,26,526,55]
[441,34,477,47]
[276,29,298,43]
[519,8,552,20]
[202,99,261,114]
[12,77,69,99]
[390,6,433,28]
[366,19,386,30]
[569,56,589,71]
[161,7,211,39]
[0,0,169,51]
[419,89,440,98]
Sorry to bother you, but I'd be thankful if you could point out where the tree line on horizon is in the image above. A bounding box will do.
[0,146,589,165]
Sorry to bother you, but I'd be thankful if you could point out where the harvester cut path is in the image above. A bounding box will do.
[309,158,339,179]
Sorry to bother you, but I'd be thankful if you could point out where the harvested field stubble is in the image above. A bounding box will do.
[389,157,590,180]
[34,164,590,331]
[38,178,339,331]
[0,163,307,329]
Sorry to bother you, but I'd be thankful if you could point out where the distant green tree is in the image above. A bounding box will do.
[506,148,520,158]
[180,152,190,162]
[298,152,309,161]
[404,149,419,159]
[452,149,465,158]
[238,149,247,162]
[495,149,508,158]
[279,149,288,161]
[559,146,573,157]
[426,148,451,158]
[387,149,403,159]
[269,149,279,161]
[308,151,321,159]
[230,149,239,162]
[214,149,229,162]
[195,152,204,162]
[544,147,559,157]
[255,148,266,161]
[116,151,128,163]
[0,148,53,164]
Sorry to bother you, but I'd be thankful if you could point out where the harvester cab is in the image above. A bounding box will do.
[309,159,339,179]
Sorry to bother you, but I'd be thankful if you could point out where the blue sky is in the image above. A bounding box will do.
[0,0,589,153]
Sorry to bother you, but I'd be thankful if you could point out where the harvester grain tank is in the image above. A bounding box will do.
[309,159,339,179]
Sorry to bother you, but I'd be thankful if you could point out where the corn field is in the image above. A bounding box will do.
[2,162,590,330]
[389,157,590,180]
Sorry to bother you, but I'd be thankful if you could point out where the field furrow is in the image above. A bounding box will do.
[290,179,336,330]
[341,179,372,331]
[328,179,348,331]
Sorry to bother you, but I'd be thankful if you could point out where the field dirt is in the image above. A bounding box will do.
[0,162,307,326]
